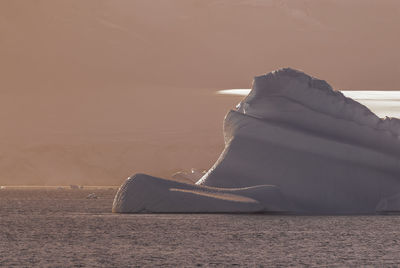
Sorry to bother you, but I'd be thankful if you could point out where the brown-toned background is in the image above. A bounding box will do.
[1,0,399,185]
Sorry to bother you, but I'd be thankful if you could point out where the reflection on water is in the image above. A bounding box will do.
[217,89,400,118]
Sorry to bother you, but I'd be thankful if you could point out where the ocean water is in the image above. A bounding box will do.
[218,90,400,118]
[2,188,400,267]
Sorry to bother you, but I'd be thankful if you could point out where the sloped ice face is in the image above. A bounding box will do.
[114,68,400,214]
[237,68,400,140]
[198,68,400,214]
[232,68,400,157]
[112,174,291,213]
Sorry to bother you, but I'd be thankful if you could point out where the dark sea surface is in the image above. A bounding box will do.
[2,188,400,267]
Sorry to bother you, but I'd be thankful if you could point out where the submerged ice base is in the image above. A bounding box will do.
[113,68,400,214]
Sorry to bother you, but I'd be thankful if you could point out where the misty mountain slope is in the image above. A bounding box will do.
[0,84,232,186]
[0,1,399,185]
[0,138,222,186]
[1,0,399,90]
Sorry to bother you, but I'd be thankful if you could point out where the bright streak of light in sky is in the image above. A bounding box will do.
[217,89,400,118]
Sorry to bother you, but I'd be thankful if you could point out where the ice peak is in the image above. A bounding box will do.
[252,67,334,96]
[237,67,400,142]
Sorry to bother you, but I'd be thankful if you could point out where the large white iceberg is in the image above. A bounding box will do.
[113,68,400,214]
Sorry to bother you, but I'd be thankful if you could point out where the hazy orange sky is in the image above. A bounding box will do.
[1,0,399,185]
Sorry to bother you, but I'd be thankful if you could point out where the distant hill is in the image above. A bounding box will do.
[0,0,399,184]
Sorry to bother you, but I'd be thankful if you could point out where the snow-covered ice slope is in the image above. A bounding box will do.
[197,68,400,214]
[112,174,290,213]
[114,68,400,214]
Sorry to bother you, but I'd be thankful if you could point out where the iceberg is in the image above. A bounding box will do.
[112,174,290,213]
[113,68,400,214]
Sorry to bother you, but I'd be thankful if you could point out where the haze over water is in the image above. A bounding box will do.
[1,0,399,186]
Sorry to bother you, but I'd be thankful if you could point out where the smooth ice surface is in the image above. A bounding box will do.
[114,68,400,214]
[112,174,290,213]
